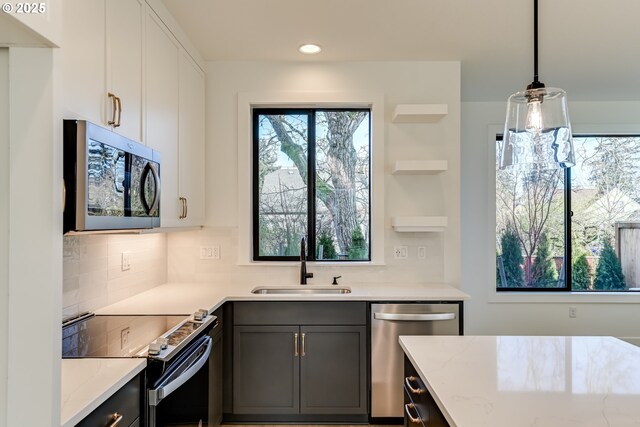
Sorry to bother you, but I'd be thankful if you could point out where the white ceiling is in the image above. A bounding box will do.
[163,0,640,102]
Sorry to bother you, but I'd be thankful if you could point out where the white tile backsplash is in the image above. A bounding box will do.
[63,233,167,318]
[167,226,444,286]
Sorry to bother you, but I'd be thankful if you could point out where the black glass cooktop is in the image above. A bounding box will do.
[62,314,187,358]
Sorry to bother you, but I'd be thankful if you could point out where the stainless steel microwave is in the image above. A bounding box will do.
[63,120,161,233]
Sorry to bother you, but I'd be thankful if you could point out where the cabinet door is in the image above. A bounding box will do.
[233,326,300,414]
[107,0,144,142]
[300,325,367,414]
[61,0,105,125]
[178,51,205,226]
[145,8,180,227]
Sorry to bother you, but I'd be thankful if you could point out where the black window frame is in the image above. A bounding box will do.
[252,107,372,262]
[496,133,640,292]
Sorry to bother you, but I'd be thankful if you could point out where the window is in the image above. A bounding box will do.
[253,108,371,261]
[496,135,640,291]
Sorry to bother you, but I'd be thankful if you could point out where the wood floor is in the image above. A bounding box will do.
[171,425,392,427]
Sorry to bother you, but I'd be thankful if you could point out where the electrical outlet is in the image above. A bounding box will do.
[200,247,213,259]
[569,306,577,318]
[121,327,130,349]
[418,246,426,259]
[121,251,131,271]
[200,246,220,260]
[394,246,408,259]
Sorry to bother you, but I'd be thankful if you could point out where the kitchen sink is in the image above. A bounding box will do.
[251,286,352,295]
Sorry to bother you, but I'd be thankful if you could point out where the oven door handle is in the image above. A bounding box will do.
[148,336,212,406]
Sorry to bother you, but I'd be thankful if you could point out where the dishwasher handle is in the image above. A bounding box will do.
[373,312,456,322]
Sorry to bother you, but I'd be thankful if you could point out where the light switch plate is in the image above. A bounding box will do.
[418,246,426,259]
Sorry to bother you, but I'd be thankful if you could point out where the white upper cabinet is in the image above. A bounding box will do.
[106,0,144,142]
[178,52,206,226]
[145,8,180,228]
[62,0,144,143]
[62,0,106,127]
[62,0,206,230]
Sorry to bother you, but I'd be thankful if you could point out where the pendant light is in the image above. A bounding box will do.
[500,0,575,170]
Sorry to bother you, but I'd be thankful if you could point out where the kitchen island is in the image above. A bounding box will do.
[400,335,640,427]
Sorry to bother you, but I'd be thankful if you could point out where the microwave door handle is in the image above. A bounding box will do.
[373,312,456,321]
[140,162,161,216]
[148,336,212,406]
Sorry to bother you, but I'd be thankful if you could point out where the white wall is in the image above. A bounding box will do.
[462,100,640,339]
[168,61,461,287]
[5,48,61,427]
[0,47,8,427]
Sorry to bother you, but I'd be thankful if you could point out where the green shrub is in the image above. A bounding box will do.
[531,233,558,287]
[348,228,367,260]
[318,232,337,260]
[572,252,591,290]
[500,225,524,287]
[594,240,625,290]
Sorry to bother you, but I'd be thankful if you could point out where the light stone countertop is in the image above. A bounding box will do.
[61,358,146,427]
[95,281,469,315]
[400,335,640,427]
[63,281,467,426]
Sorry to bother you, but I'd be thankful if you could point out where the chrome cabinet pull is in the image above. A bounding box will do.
[301,332,306,357]
[294,333,299,356]
[115,96,122,128]
[405,376,426,395]
[108,93,118,126]
[106,412,123,427]
[184,197,188,218]
[404,403,421,424]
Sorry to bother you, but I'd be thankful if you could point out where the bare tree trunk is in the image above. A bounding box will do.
[324,111,364,254]
[265,112,366,255]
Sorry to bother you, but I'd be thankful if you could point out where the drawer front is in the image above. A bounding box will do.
[77,374,141,427]
[234,302,366,325]
[404,387,428,427]
[404,357,449,427]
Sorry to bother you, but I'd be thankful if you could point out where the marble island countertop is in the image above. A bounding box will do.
[95,281,469,315]
[400,335,640,427]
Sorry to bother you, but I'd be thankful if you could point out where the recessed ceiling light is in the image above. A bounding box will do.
[298,44,322,55]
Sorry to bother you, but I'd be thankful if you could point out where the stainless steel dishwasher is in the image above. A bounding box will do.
[370,303,461,421]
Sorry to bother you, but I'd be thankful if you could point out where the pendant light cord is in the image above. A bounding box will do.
[533,0,539,83]
[528,0,544,90]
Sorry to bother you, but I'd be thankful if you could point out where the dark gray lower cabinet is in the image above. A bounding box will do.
[77,373,141,427]
[229,302,368,421]
[300,325,367,414]
[233,325,300,414]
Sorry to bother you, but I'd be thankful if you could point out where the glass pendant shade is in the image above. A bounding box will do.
[501,87,575,170]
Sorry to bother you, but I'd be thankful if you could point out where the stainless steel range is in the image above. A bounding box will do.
[62,310,220,427]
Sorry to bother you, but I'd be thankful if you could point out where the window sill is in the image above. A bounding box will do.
[237,260,387,267]
[489,291,640,304]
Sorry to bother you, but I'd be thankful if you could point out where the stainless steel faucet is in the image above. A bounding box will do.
[300,237,313,285]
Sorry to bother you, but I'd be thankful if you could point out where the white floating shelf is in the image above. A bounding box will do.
[391,216,448,233]
[392,104,448,123]
[392,160,448,175]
